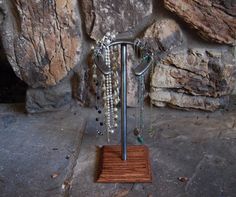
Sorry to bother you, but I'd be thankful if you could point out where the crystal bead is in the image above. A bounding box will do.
[97,130,103,136]
[109,129,114,134]
[137,135,144,144]
[133,128,140,136]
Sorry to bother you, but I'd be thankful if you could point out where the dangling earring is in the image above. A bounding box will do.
[133,40,146,144]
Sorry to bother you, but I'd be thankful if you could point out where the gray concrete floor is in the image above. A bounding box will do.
[0,102,236,197]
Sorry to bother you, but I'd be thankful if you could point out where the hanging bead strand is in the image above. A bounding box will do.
[102,75,110,140]
[112,46,120,129]
[104,46,115,142]
[92,64,104,136]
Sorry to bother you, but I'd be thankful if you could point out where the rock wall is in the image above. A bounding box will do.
[0,0,235,112]
[164,0,236,45]
[80,0,153,40]
[150,49,235,111]
[0,0,81,88]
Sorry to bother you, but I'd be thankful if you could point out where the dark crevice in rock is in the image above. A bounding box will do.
[0,38,27,103]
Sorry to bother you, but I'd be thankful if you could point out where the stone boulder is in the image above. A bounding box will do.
[150,48,236,111]
[0,0,81,88]
[141,19,184,52]
[26,78,72,113]
[164,0,236,45]
[80,0,153,40]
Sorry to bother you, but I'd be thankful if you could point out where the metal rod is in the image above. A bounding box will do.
[121,44,127,161]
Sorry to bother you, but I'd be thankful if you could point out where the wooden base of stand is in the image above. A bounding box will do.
[97,145,152,183]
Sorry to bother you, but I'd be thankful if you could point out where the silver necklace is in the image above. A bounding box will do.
[94,33,117,142]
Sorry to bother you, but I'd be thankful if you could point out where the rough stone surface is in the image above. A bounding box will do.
[151,88,229,111]
[0,0,81,88]
[80,0,153,40]
[141,19,184,52]
[164,0,236,45]
[0,104,85,197]
[150,48,236,111]
[26,78,72,113]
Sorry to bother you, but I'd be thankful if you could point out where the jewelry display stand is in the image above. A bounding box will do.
[94,38,152,183]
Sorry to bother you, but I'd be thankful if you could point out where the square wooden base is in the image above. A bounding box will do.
[97,145,152,183]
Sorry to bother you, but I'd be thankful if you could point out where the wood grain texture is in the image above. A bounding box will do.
[97,145,152,183]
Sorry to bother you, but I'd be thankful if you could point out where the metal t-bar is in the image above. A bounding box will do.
[121,44,127,161]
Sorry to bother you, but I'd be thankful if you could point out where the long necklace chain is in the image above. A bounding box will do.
[104,47,114,142]
[133,40,146,143]
[112,46,120,129]
[148,60,155,136]
[138,75,145,133]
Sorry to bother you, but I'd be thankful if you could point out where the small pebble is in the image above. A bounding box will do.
[178,176,188,182]
[51,173,59,179]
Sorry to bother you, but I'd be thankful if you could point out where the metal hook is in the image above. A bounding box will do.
[133,55,153,76]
